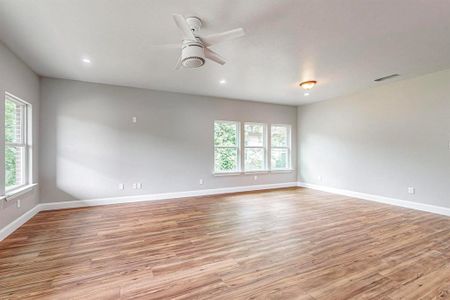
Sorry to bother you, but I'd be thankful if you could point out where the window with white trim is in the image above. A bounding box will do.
[214,120,240,173]
[244,123,267,171]
[5,93,31,191]
[271,124,291,170]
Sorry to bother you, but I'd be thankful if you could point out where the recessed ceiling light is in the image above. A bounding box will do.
[219,79,227,84]
[300,80,317,90]
[304,92,310,96]
[82,57,91,64]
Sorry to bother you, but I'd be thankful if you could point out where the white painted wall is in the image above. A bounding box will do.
[298,69,450,208]
[0,42,39,231]
[39,78,297,203]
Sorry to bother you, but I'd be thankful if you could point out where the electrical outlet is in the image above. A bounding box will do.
[199,179,204,185]
[408,187,415,195]
[254,175,258,180]
[118,183,124,190]
[318,175,322,182]
[137,183,142,189]
[17,199,21,208]
[132,183,137,189]
[132,116,137,123]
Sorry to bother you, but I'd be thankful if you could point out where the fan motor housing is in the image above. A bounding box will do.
[181,40,205,68]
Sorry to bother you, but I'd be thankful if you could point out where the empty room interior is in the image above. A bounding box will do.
[1,0,450,299]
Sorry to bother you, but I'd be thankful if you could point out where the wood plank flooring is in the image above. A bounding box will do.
[1,187,450,299]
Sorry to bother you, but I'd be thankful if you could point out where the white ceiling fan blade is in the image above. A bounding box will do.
[172,14,196,41]
[205,48,226,65]
[200,28,245,47]
[175,55,182,70]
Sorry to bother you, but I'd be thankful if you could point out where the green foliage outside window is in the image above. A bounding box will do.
[271,126,288,147]
[244,123,265,171]
[214,122,239,172]
[215,148,238,172]
[5,99,18,187]
[271,125,290,169]
[271,148,288,169]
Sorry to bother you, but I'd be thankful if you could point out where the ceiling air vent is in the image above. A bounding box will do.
[374,74,400,82]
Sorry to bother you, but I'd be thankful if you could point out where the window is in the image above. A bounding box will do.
[244,123,267,171]
[5,93,30,191]
[214,121,240,173]
[271,124,291,170]
[214,121,293,174]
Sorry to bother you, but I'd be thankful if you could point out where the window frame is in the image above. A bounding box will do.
[243,122,268,172]
[213,120,241,174]
[270,124,292,171]
[5,92,32,193]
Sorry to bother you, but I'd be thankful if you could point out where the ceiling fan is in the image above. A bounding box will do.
[163,14,245,69]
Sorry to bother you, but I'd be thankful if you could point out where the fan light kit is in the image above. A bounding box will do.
[162,14,245,69]
[299,81,317,90]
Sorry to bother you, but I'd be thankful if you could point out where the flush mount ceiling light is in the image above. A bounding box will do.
[82,57,91,64]
[219,79,227,84]
[299,80,317,90]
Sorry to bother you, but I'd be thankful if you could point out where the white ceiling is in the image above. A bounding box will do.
[1,0,450,105]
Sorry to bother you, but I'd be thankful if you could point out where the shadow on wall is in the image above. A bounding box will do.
[57,115,122,200]
[47,92,211,202]
[40,79,297,203]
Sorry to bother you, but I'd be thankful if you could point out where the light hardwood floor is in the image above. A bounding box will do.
[1,187,450,299]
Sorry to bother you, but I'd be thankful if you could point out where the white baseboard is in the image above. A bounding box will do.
[0,205,41,241]
[4,180,446,242]
[1,182,297,241]
[40,182,298,211]
[297,182,450,217]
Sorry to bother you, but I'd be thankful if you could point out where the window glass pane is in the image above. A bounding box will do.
[244,123,264,147]
[214,121,238,147]
[215,148,238,172]
[5,99,24,144]
[5,146,25,189]
[271,148,289,169]
[245,148,265,171]
[271,125,288,147]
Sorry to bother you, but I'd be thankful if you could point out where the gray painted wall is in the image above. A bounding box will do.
[298,69,450,208]
[0,42,39,231]
[39,78,297,203]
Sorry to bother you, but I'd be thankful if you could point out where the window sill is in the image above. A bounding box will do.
[213,169,295,176]
[244,170,270,175]
[270,169,295,173]
[4,183,38,202]
[213,172,242,177]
